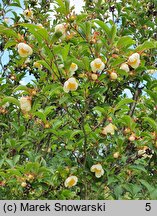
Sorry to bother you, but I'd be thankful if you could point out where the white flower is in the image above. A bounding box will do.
[63,77,78,93]
[17,43,33,58]
[19,96,31,112]
[90,58,105,73]
[102,123,117,135]
[120,63,130,72]
[90,164,104,178]
[64,176,78,188]
[110,72,118,80]
[69,63,78,76]
[23,9,33,20]
[128,53,140,69]
[55,23,66,36]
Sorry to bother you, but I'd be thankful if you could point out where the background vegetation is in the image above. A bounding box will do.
[0,0,157,199]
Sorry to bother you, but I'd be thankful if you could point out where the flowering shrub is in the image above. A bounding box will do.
[0,0,157,200]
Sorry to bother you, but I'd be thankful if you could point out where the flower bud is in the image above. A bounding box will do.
[21,182,27,187]
[110,72,118,80]
[113,152,120,159]
[129,134,136,141]
[91,73,98,81]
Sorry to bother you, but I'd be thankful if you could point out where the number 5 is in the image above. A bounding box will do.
[145,203,151,211]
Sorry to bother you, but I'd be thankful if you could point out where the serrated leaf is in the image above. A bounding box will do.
[145,89,157,103]
[143,117,157,131]
[0,159,4,168]
[34,111,47,123]
[129,165,147,173]
[61,44,70,61]
[1,96,20,107]
[0,123,9,128]
[13,155,20,165]
[6,159,14,168]
[4,40,16,49]
[110,24,117,43]
[0,24,18,38]
[119,115,136,130]
[19,23,49,43]
[69,130,83,140]
[117,36,135,49]
[135,41,157,52]
[139,179,154,193]
[114,98,134,111]
[37,60,52,72]
[13,85,29,93]
[94,20,110,38]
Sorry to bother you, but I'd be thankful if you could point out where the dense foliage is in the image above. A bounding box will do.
[0,0,157,200]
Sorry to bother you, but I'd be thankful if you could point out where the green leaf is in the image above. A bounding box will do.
[94,20,110,38]
[6,159,14,168]
[34,111,47,123]
[51,31,63,43]
[143,117,157,131]
[110,24,117,43]
[0,159,4,168]
[10,0,21,7]
[55,0,70,15]
[117,36,135,49]
[69,130,83,140]
[114,98,134,111]
[19,23,49,43]
[1,96,20,107]
[150,189,157,199]
[0,123,9,128]
[114,185,123,199]
[59,95,70,104]
[44,106,55,116]
[4,40,17,49]
[37,60,52,72]
[135,40,157,52]
[13,155,20,165]
[145,90,157,104]
[139,179,154,193]
[61,44,70,61]
[111,58,125,67]
[0,24,18,38]
[119,115,136,130]
[129,165,147,173]
[13,85,29,93]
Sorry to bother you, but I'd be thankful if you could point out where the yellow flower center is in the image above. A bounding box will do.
[94,62,102,69]
[68,178,75,187]
[130,58,137,64]
[71,63,76,70]
[20,48,29,55]
[93,167,101,174]
[26,11,32,17]
[67,82,76,90]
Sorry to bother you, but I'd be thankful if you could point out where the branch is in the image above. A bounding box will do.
[128,80,141,117]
